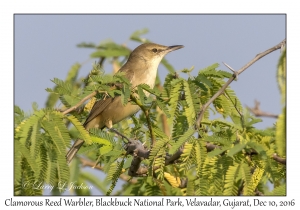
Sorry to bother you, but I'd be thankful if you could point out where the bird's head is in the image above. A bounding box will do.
[127,43,184,68]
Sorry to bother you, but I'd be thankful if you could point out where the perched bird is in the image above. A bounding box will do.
[66,43,184,163]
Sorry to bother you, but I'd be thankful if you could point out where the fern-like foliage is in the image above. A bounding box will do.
[224,162,241,195]
[170,129,195,155]
[15,34,285,196]
[67,115,92,145]
[106,159,125,195]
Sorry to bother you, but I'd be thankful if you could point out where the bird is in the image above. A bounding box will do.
[66,43,184,163]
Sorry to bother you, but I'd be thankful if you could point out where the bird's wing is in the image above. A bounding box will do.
[83,68,135,128]
[83,97,115,127]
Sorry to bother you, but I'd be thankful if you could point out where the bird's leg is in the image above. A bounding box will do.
[109,127,130,142]
[108,127,132,152]
[106,119,130,142]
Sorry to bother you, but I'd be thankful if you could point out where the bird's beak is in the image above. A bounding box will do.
[167,45,184,52]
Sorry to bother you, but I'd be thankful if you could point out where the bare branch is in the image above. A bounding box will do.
[246,100,278,118]
[255,189,264,196]
[195,39,286,128]
[223,61,238,80]
[127,141,225,177]
[272,153,286,165]
[223,62,236,73]
[165,146,184,165]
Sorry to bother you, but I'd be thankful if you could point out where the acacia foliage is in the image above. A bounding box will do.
[14,30,286,196]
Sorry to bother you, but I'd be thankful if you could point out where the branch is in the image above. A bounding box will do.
[62,91,97,115]
[195,39,286,128]
[255,189,264,196]
[246,100,278,118]
[165,146,184,165]
[272,153,286,165]
[127,141,223,177]
[206,142,221,152]
[125,140,184,176]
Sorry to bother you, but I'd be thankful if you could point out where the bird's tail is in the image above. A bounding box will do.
[66,139,84,164]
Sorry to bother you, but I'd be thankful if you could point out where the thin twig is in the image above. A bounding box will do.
[223,62,236,73]
[223,61,238,79]
[109,128,131,142]
[62,91,97,115]
[195,39,286,128]
[246,100,278,118]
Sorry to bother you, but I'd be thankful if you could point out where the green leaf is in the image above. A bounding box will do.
[90,135,111,146]
[207,146,230,157]
[139,83,160,96]
[183,80,196,126]
[227,143,246,157]
[90,135,113,155]
[137,85,146,105]
[99,145,113,156]
[15,109,45,144]
[156,99,170,118]
[170,129,195,154]
[66,63,81,83]
[245,117,262,127]
[121,83,131,106]
[153,127,169,140]
[247,141,267,157]
[199,63,232,78]
[266,183,286,196]
[91,48,130,58]
[195,74,212,88]
[275,107,286,157]
[15,140,38,174]
[114,72,131,85]
[240,162,252,195]
[224,163,241,195]
[67,115,92,145]
[106,159,125,195]
[168,80,182,126]
[130,28,149,42]
[50,78,73,95]
[42,120,66,155]
[247,167,264,195]
[77,42,97,48]
[29,121,41,159]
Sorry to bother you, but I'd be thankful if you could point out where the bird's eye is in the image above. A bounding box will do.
[152,48,158,53]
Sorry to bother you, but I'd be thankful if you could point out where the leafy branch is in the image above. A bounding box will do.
[195,39,286,128]
[15,30,286,196]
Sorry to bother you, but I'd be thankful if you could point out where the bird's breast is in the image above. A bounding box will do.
[134,66,158,89]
